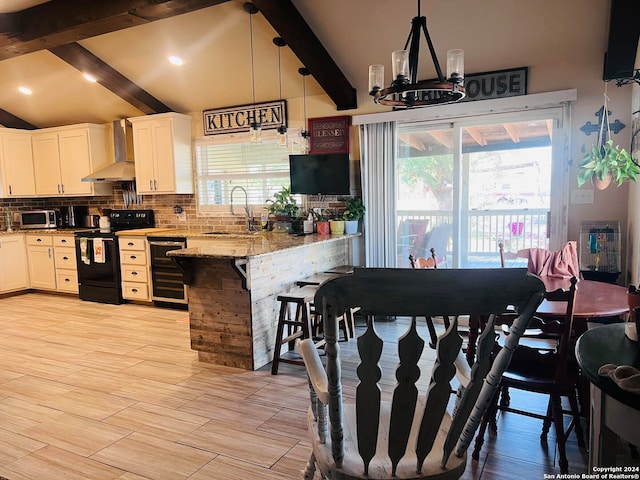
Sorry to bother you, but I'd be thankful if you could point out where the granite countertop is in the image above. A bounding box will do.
[6,228,93,235]
[167,232,359,259]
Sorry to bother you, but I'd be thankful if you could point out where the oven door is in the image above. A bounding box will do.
[75,236,120,287]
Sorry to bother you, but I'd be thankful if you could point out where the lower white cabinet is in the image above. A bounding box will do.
[0,234,29,292]
[119,236,151,301]
[26,234,79,292]
[53,235,78,293]
[26,234,56,290]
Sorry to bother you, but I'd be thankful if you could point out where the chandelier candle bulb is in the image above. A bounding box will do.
[392,50,410,82]
[368,64,384,93]
[447,49,464,80]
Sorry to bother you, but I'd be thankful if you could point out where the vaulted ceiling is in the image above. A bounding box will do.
[0,0,356,129]
[0,0,618,137]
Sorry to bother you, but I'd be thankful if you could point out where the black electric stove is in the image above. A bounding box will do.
[75,209,154,304]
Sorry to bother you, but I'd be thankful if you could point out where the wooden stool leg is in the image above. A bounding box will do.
[271,299,289,375]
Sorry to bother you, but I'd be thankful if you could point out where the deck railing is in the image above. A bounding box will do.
[397,208,549,260]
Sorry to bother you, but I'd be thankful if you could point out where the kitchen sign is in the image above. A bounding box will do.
[203,100,287,136]
[308,115,350,154]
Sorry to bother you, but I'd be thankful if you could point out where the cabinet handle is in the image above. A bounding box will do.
[37,238,42,242]
[63,256,69,260]
[131,271,138,276]
[8,185,11,195]
[130,255,137,260]
[132,288,138,293]
[61,184,65,194]
[64,278,70,283]
[128,242,134,246]
[154,179,157,191]
[48,248,52,258]
[57,184,61,194]
[149,179,153,190]
[61,239,67,243]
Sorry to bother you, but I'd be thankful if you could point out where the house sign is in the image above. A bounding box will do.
[203,100,287,136]
[461,67,528,102]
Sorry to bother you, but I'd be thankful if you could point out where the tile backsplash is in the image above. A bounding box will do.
[0,184,347,232]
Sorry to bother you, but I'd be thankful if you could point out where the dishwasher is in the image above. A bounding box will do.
[147,236,188,309]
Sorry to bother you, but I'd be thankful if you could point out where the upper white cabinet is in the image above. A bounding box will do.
[129,112,193,195]
[0,129,36,197]
[32,124,112,197]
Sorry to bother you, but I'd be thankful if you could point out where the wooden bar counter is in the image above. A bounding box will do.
[167,232,355,370]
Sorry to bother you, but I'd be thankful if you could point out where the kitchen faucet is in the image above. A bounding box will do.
[230,186,252,231]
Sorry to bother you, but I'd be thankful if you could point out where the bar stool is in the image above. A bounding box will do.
[271,285,318,375]
[324,265,355,274]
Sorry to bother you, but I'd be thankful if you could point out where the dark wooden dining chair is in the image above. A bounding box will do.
[472,276,585,474]
[409,248,447,348]
[298,267,545,480]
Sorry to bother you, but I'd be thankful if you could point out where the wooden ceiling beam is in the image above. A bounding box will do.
[0,0,231,61]
[49,42,171,115]
[0,108,37,129]
[465,126,487,146]
[251,0,357,111]
[503,123,520,143]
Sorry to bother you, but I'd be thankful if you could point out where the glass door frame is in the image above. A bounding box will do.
[397,106,570,267]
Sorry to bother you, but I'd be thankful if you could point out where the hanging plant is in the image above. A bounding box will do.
[577,87,639,189]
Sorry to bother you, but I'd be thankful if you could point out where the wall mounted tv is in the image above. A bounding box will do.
[289,153,351,195]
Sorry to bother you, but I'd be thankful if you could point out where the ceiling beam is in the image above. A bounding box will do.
[0,0,232,61]
[251,0,357,111]
[0,108,37,130]
[49,42,171,115]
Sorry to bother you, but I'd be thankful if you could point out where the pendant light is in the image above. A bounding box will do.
[244,3,261,142]
[299,67,310,153]
[273,37,288,147]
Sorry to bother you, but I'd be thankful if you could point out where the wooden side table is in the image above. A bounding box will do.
[575,323,640,470]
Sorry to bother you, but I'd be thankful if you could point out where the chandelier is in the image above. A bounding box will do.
[369,0,465,108]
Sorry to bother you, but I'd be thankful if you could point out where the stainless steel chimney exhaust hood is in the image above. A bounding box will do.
[82,119,136,182]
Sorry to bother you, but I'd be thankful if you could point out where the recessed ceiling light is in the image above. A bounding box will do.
[168,55,184,66]
[84,73,97,83]
[18,86,32,95]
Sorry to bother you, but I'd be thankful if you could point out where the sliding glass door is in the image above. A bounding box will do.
[396,109,565,268]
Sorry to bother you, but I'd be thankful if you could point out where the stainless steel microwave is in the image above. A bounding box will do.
[20,210,58,229]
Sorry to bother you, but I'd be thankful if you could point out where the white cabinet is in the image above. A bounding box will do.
[53,235,78,293]
[119,236,151,301]
[0,234,28,292]
[32,124,112,197]
[0,129,36,197]
[129,113,193,195]
[26,234,56,290]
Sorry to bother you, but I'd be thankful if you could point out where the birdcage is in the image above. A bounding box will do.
[579,221,621,283]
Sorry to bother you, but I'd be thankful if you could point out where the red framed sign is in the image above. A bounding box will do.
[308,115,350,154]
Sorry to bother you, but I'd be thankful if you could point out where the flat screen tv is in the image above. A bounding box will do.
[289,153,350,195]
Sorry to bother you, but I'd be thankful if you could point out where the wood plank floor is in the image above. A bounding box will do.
[0,293,636,479]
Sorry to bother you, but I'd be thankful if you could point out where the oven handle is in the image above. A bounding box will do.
[149,241,186,247]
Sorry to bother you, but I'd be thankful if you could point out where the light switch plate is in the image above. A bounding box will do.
[570,189,594,204]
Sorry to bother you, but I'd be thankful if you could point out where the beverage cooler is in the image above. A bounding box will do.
[578,221,621,284]
[147,236,188,308]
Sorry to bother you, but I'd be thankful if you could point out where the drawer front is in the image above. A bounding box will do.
[55,248,77,270]
[56,270,78,293]
[53,236,75,247]
[122,266,148,282]
[119,237,146,251]
[122,282,149,300]
[121,251,147,266]
[27,235,53,246]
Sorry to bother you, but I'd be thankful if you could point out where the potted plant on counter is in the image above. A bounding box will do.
[312,209,330,235]
[342,197,365,234]
[325,208,345,235]
[266,186,298,232]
